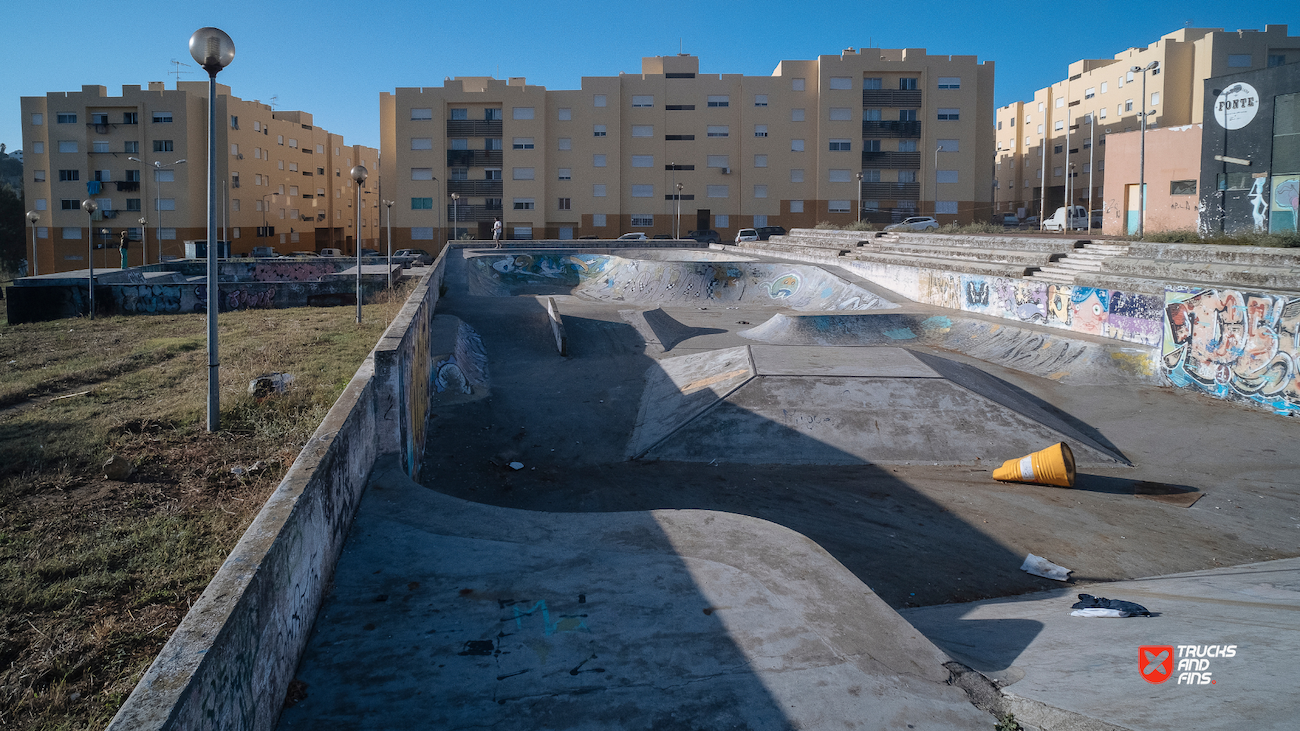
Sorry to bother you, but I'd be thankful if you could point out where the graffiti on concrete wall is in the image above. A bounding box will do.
[1163,288,1300,415]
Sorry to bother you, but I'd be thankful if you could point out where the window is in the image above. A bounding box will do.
[937,108,960,121]
[1082,163,1091,173]
[754,185,767,198]
[62,227,81,239]
[829,77,853,90]
[411,168,433,180]
[714,214,728,228]
[593,213,607,226]
[35,199,46,210]
[790,169,804,183]
[828,200,851,212]
[410,108,433,120]
[1053,166,1063,177]
[631,215,653,227]
[1124,99,1133,112]
[94,169,111,182]
[792,78,805,91]
[593,124,606,137]
[57,112,77,124]
[935,201,958,214]
[154,169,174,182]
[1054,120,1064,131]
[707,125,729,137]
[665,134,695,140]
[791,139,805,152]
[558,137,572,150]
[754,154,767,167]
[1151,92,1160,105]
[592,154,606,167]
[513,198,535,210]
[558,107,572,120]
[558,197,571,210]
[631,185,654,197]
[411,197,433,209]
[59,170,80,181]
[754,94,768,107]
[706,185,728,198]
[1228,54,1252,68]
[1084,87,1096,99]
[900,109,918,121]
[864,108,882,121]
[898,140,916,152]
[828,169,852,182]
[31,113,43,125]
[791,108,805,122]
[59,140,78,153]
[1269,54,1287,67]
[512,137,535,149]
[288,185,299,196]
[899,78,918,90]
[706,155,729,168]
[127,198,141,211]
[33,170,45,182]
[632,95,654,108]
[707,95,729,107]
[412,137,434,150]
[593,94,607,107]
[1037,124,1044,133]
[790,200,804,213]
[937,139,959,152]
[61,199,79,210]
[1055,98,1065,109]
[558,168,572,180]
[754,124,768,137]
[513,167,535,180]
[829,107,853,121]
[936,170,958,183]
[485,137,503,150]
[1170,180,1197,195]
[829,139,851,151]
[937,77,960,89]
[1054,144,1064,153]
[450,108,468,121]
[593,184,606,197]
[90,140,109,153]
[513,107,535,120]
[157,198,176,211]
[862,78,883,91]
[631,155,653,167]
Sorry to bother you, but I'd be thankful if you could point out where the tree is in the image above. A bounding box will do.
[0,183,25,270]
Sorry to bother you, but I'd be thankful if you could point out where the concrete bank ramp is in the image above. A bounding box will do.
[739,312,1161,386]
[467,253,898,311]
[277,463,994,730]
[630,346,1127,466]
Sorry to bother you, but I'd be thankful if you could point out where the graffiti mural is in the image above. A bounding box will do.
[1163,288,1300,415]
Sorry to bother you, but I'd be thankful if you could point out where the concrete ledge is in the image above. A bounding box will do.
[545,296,568,356]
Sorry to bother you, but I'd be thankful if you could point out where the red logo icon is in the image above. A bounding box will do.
[1140,645,1175,684]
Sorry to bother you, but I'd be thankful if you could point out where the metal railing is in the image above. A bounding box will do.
[860,182,921,198]
[446,203,503,223]
[861,120,922,138]
[447,179,503,196]
[860,151,921,169]
[447,149,504,167]
[446,120,503,137]
[862,90,922,107]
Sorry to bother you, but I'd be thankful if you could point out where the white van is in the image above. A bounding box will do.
[1042,205,1088,232]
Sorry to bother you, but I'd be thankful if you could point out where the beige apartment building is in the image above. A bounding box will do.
[21,82,380,273]
[380,49,993,247]
[994,24,1300,221]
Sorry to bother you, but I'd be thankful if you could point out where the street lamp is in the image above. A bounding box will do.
[451,192,460,242]
[1131,60,1159,239]
[351,165,368,324]
[190,25,235,433]
[126,157,148,263]
[431,176,441,249]
[675,182,684,239]
[856,171,865,224]
[933,145,943,220]
[26,211,39,276]
[81,200,97,319]
[383,199,394,289]
[131,157,185,264]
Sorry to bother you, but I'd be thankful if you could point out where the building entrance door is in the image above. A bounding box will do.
[696,209,710,232]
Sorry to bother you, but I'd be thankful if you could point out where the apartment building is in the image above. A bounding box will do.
[380,49,993,248]
[994,24,1300,221]
[21,82,380,273]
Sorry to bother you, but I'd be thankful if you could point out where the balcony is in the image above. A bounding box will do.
[862,120,921,138]
[115,181,140,192]
[862,90,922,107]
[859,182,921,199]
[446,120,503,137]
[447,179,503,196]
[447,149,503,167]
[447,203,503,223]
[861,151,921,169]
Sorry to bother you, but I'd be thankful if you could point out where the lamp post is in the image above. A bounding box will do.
[1088,113,1095,229]
[189,26,235,433]
[383,199,394,289]
[26,211,39,276]
[856,171,865,224]
[431,176,441,249]
[81,200,97,319]
[451,192,460,241]
[351,165,368,324]
[1131,60,1159,239]
[100,228,111,269]
[130,156,185,263]
[675,182,683,239]
[933,145,943,219]
[127,157,148,263]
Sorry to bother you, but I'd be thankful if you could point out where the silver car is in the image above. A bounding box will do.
[884,216,939,232]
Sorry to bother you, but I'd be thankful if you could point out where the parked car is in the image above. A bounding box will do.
[1019,216,1040,229]
[286,250,318,257]
[756,226,786,240]
[394,248,433,265]
[1000,214,1021,227]
[1042,206,1089,232]
[617,232,648,240]
[735,228,759,243]
[652,233,674,239]
[359,248,381,257]
[686,229,721,244]
[884,216,939,232]
[318,248,343,257]
[1090,210,1104,229]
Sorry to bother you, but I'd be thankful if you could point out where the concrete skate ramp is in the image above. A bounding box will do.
[631,346,1126,466]
[620,307,731,352]
[468,253,897,311]
[739,313,1160,386]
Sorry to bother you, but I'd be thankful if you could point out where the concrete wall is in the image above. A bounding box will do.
[1101,125,1203,235]
[106,250,450,731]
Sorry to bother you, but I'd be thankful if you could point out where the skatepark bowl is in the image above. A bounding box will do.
[254,245,1300,730]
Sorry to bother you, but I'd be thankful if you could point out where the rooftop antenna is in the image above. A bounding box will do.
[168,59,192,86]
[269,95,279,111]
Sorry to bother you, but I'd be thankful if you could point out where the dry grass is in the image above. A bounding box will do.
[0,280,415,730]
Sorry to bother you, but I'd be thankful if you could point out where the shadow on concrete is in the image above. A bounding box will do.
[640,307,730,351]
[1070,474,1202,506]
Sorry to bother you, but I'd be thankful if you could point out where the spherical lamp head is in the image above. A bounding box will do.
[189,27,235,74]
[27,211,39,224]
[351,165,368,184]
[81,200,98,215]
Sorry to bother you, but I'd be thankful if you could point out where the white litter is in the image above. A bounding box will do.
[1020,553,1072,581]
[508,461,524,470]
[1071,608,1130,618]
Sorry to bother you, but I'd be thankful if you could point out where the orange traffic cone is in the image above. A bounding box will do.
[993,442,1076,487]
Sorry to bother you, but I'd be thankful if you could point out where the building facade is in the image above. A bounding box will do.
[21,82,380,273]
[380,49,993,248]
[1099,124,1203,235]
[994,24,1300,222]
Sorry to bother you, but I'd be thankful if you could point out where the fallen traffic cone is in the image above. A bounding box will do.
[993,442,1075,487]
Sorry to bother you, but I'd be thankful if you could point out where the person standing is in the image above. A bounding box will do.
[119,231,130,269]
[492,218,502,248]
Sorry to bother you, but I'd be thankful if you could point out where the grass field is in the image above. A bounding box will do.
[0,282,413,730]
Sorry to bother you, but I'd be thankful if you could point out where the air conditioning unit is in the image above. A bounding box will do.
[722,167,731,175]
[237,153,244,159]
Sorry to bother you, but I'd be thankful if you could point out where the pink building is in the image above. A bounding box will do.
[1100,124,1202,236]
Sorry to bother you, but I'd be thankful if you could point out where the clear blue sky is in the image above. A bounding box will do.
[1,0,1291,156]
